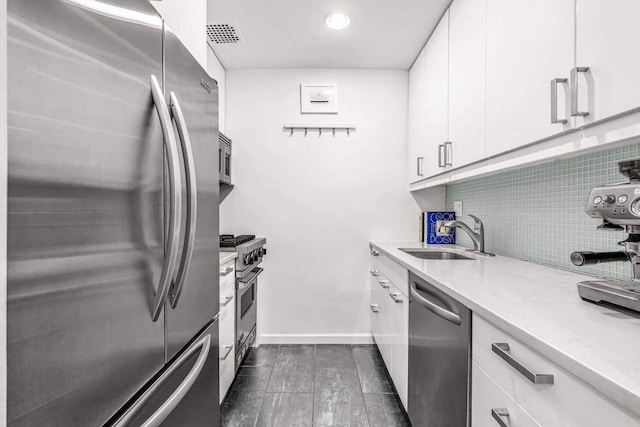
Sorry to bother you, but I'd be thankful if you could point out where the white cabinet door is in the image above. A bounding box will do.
[472,361,541,427]
[448,0,486,168]
[575,0,640,124]
[370,272,382,346]
[377,278,393,370]
[219,283,236,403]
[485,0,574,157]
[423,10,450,177]
[408,46,428,183]
[389,287,408,410]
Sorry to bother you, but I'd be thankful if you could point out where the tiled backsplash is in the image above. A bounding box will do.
[445,143,640,281]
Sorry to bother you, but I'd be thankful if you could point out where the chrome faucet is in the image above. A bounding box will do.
[444,214,495,256]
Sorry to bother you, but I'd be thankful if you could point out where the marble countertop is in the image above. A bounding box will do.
[370,241,640,419]
[219,251,238,265]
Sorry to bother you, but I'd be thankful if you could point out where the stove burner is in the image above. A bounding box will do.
[220,234,255,248]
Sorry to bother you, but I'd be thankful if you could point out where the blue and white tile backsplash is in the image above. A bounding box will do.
[445,142,640,281]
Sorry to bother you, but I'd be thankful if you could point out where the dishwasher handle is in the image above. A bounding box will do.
[410,281,462,325]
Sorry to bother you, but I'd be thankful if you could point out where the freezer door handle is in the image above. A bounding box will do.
[168,92,198,309]
[410,282,461,325]
[114,333,211,427]
[150,75,183,321]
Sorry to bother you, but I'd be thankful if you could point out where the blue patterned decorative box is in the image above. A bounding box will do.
[423,211,456,244]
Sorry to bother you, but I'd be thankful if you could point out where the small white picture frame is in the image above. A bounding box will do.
[300,83,338,114]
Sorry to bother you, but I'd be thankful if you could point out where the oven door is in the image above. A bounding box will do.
[236,267,262,366]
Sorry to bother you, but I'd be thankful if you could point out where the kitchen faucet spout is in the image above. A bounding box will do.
[444,214,495,257]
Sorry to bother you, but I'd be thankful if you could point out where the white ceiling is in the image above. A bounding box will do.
[207,0,453,70]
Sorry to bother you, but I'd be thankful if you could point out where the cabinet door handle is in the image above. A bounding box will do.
[369,269,380,276]
[220,295,233,307]
[550,78,568,124]
[371,250,380,256]
[220,345,233,361]
[417,156,424,177]
[220,266,234,276]
[444,141,452,167]
[570,66,590,117]
[492,343,554,385]
[438,144,445,168]
[389,292,403,303]
[369,304,380,313]
[378,279,390,289]
[491,408,510,427]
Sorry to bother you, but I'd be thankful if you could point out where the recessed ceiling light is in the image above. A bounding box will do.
[325,12,351,30]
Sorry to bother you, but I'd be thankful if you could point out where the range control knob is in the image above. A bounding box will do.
[604,195,616,205]
[243,254,252,265]
[252,251,259,262]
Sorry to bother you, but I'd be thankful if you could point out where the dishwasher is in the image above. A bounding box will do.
[408,272,471,427]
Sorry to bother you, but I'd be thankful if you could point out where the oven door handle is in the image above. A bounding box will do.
[238,267,263,290]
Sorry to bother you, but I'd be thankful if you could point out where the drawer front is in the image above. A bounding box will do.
[472,361,541,427]
[219,296,235,402]
[379,253,408,296]
[219,259,235,291]
[473,314,640,427]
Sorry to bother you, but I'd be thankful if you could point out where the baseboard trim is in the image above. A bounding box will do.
[260,333,374,345]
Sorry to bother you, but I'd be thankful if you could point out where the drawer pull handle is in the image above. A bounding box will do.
[220,266,234,276]
[378,279,390,289]
[389,292,403,303]
[492,343,554,385]
[369,304,380,313]
[220,295,233,307]
[219,345,233,361]
[491,408,510,427]
[369,269,380,277]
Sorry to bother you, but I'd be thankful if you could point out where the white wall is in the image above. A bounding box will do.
[207,46,226,134]
[151,0,207,69]
[1,0,7,419]
[221,69,419,343]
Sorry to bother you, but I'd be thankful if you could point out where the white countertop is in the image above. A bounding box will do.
[219,251,238,265]
[370,241,640,419]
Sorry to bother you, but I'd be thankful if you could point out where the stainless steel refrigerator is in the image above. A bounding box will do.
[7,0,220,425]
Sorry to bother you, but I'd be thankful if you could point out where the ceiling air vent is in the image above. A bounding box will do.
[207,23,244,44]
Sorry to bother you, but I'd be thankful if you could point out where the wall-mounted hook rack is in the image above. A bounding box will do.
[283,123,356,137]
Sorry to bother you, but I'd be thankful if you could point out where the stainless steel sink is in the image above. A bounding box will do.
[400,248,473,260]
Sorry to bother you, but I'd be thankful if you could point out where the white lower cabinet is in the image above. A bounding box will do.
[472,361,540,427]
[472,314,640,427]
[219,260,236,403]
[369,252,409,410]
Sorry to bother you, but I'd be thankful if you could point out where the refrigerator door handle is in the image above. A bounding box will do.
[167,91,198,308]
[114,333,211,427]
[150,75,183,321]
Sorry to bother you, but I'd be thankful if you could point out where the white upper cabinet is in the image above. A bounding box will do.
[448,0,486,168]
[423,10,450,177]
[575,0,640,125]
[485,0,574,157]
[408,47,428,184]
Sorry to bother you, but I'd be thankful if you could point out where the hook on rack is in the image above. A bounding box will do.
[289,128,293,137]
[319,128,322,137]
[332,128,336,137]
[347,128,350,137]
[304,128,308,137]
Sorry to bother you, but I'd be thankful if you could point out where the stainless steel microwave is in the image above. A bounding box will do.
[219,132,232,185]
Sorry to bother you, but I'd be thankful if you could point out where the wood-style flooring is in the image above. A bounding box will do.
[221,344,410,426]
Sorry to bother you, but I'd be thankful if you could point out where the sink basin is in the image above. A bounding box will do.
[399,248,473,260]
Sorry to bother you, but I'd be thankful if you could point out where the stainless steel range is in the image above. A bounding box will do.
[220,235,267,370]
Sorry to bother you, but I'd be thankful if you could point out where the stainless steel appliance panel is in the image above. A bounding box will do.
[111,319,220,426]
[408,272,471,427]
[236,267,261,369]
[163,26,220,361]
[7,0,167,425]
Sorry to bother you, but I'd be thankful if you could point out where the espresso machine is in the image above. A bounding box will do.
[570,159,640,314]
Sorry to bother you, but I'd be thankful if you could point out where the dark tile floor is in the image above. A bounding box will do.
[221,344,410,427]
